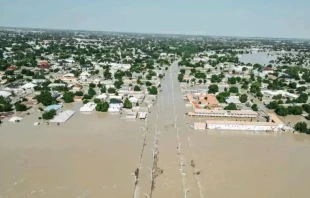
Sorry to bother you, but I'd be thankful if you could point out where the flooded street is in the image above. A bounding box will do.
[1,61,310,198]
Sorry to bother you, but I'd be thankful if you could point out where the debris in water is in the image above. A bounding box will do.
[191,160,196,168]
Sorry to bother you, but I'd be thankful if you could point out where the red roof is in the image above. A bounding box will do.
[40,62,50,69]
[40,64,51,69]
[6,66,16,71]
[264,67,274,71]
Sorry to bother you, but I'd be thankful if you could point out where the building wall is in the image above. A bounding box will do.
[207,123,279,131]
[193,112,257,118]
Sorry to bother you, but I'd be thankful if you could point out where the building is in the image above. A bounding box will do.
[108,103,122,112]
[74,96,84,102]
[40,61,51,69]
[58,76,78,83]
[199,94,219,105]
[194,114,284,132]
[72,84,83,92]
[194,122,206,130]
[261,90,298,99]
[20,82,37,90]
[188,109,258,118]
[63,73,75,77]
[6,66,16,71]
[50,110,75,123]
[79,71,91,80]
[225,96,241,104]
[129,97,139,104]
[96,94,108,101]
[80,102,96,112]
[48,83,67,88]
[139,112,147,119]
[32,79,47,84]
[0,91,11,98]
[186,93,197,103]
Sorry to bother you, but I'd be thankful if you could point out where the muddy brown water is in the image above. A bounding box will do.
[1,61,310,198]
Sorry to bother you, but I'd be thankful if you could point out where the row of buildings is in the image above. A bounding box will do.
[193,113,284,132]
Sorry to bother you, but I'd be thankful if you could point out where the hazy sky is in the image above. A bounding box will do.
[0,0,309,38]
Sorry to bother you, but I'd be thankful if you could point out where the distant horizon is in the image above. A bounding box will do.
[1,0,309,40]
[1,25,309,41]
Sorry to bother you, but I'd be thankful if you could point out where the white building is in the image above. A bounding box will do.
[110,63,131,71]
[48,83,67,88]
[96,93,108,101]
[108,103,122,112]
[32,79,47,84]
[50,110,75,123]
[63,73,75,77]
[129,97,139,104]
[189,109,258,118]
[0,91,11,98]
[225,96,241,104]
[79,71,91,80]
[80,102,96,112]
[194,114,283,132]
[20,83,37,90]
[261,90,299,99]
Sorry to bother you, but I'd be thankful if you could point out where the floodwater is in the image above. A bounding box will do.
[239,52,278,65]
[1,61,310,198]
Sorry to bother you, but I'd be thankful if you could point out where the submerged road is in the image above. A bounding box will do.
[135,61,204,198]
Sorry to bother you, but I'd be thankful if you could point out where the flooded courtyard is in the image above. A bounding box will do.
[1,61,310,198]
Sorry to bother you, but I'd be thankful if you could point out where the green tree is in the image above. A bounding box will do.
[216,92,230,103]
[229,86,239,93]
[239,94,248,103]
[294,122,308,133]
[287,106,303,115]
[145,81,152,86]
[208,84,219,94]
[295,93,308,103]
[93,98,101,104]
[288,82,297,89]
[228,77,237,84]
[302,104,310,113]
[124,98,133,109]
[267,101,279,109]
[178,73,184,82]
[88,87,96,97]
[101,86,107,93]
[250,82,261,94]
[96,102,109,112]
[108,87,116,94]
[15,102,27,111]
[241,83,248,90]
[114,80,124,89]
[35,91,56,106]
[75,91,84,96]
[251,104,258,111]
[224,103,238,110]
[89,83,96,88]
[148,86,158,95]
[63,92,75,103]
[42,109,57,120]
[275,106,288,116]
[134,85,141,91]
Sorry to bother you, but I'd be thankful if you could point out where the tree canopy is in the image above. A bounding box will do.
[96,102,109,112]
[35,91,56,106]
[224,103,238,110]
[208,84,219,94]
[124,98,133,109]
